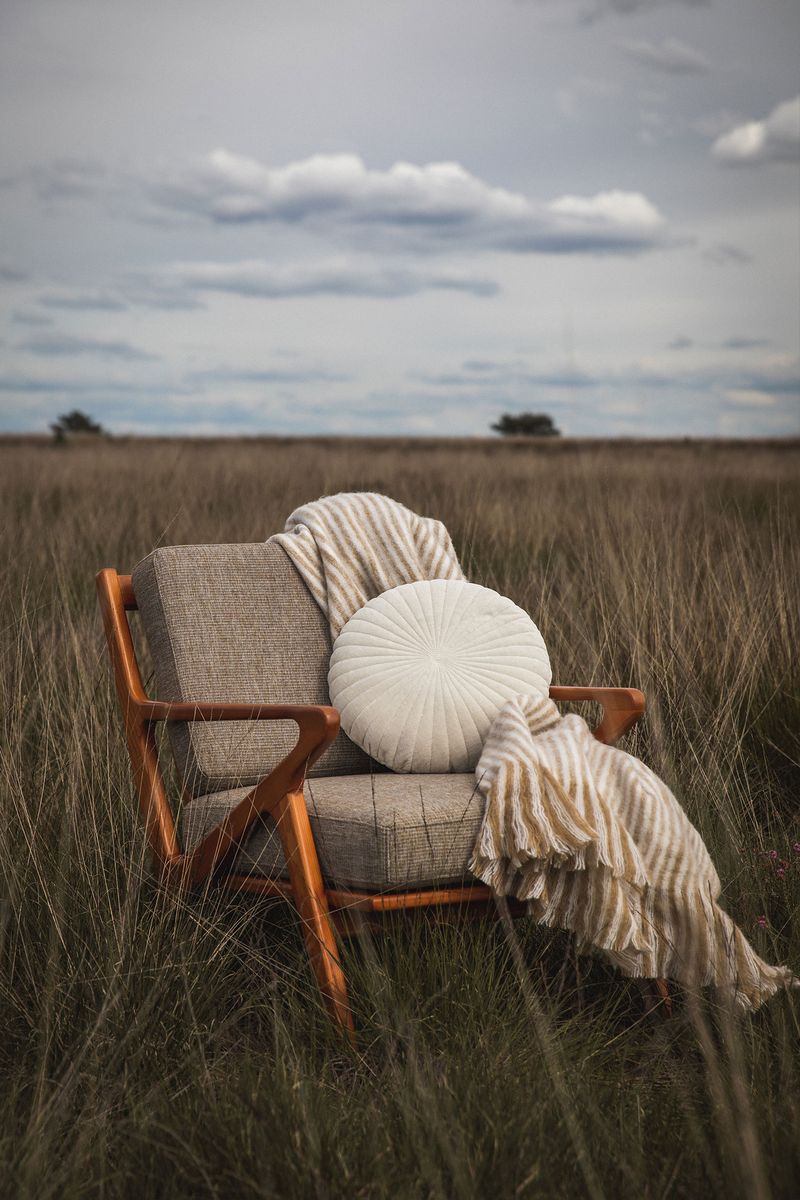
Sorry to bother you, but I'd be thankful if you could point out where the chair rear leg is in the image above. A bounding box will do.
[638,976,673,1018]
[275,790,355,1041]
[654,977,673,1017]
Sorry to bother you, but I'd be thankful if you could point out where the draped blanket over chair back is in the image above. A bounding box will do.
[272,491,463,639]
[269,492,797,1011]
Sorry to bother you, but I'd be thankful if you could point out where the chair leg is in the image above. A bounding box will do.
[638,976,673,1018]
[654,977,673,1017]
[274,790,355,1041]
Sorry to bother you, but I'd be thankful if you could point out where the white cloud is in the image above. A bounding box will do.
[620,37,711,75]
[142,150,667,255]
[148,150,529,226]
[712,96,800,165]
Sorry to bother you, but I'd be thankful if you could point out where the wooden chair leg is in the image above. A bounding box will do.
[274,790,355,1042]
[654,977,673,1017]
[638,976,673,1018]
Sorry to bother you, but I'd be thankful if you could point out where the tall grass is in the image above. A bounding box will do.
[1,437,798,1199]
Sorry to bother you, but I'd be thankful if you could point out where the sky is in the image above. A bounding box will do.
[0,0,798,437]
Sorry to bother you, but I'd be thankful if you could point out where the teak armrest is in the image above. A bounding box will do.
[137,698,338,730]
[146,703,340,885]
[549,686,645,745]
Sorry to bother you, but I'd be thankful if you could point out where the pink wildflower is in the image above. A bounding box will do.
[793,843,800,854]
[769,850,778,860]
[756,916,768,929]
[776,869,786,879]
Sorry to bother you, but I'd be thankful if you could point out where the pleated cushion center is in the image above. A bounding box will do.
[328,579,551,773]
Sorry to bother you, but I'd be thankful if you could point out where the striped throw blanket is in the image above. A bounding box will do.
[271,492,796,1011]
[273,490,463,638]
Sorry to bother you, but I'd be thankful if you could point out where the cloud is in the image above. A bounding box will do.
[721,336,773,351]
[620,37,711,75]
[140,150,667,255]
[38,291,129,312]
[701,242,752,266]
[30,157,110,202]
[188,365,351,386]
[412,364,614,390]
[120,285,204,311]
[723,389,779,409]
[0,374,176,396]
[10,311,55,327]
[604,0,709,11]
[692,110,745,138]
[555,76,616,118]
[148,257,498,300]
[462,359,525,374]
[35,283,202,313]
[712,96,800,166]
[0,265,27,283]
[575,0,710,22]
[17,333,159,362]
[734,361,800,397]
[668,335,773,352]
[410,356,800,401]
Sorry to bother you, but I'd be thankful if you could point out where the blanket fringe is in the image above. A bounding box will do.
[472,695,798,1012]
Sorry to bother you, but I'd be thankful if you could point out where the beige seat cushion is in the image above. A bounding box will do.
[178,773,485,890]
[132,542,371,796]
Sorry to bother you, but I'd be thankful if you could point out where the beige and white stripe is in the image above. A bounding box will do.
[470,693,796,1010]
[271,493,797,1011]
[271,491,463,639]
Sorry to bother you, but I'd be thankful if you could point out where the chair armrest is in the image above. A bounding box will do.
[549,686,645,746]
[136,699,338,727]
[147,702,340,885]
[137,699,338,772]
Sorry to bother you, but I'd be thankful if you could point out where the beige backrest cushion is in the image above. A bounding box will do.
[132,542,371,795]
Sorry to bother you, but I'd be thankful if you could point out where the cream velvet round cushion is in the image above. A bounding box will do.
[328,579,551,773]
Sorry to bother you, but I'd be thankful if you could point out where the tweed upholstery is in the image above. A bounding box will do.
[178,773,485,890]
[132,543,370,795]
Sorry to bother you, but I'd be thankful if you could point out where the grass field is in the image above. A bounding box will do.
[1,436,798,1199]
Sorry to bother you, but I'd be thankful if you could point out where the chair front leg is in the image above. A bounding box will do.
[274,788,355,1041]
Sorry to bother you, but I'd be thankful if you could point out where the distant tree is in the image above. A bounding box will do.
[491,412,561,438]
[50,409,105,443]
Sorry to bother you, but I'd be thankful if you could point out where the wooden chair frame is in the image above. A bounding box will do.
[97,567,663,1040]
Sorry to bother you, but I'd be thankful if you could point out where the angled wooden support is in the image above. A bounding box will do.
[274,789,353,1033]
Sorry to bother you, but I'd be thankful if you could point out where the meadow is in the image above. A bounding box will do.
[1,435,798,1199]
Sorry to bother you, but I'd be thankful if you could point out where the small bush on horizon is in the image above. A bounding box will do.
[491,412,561,437]
[50,408,106,444]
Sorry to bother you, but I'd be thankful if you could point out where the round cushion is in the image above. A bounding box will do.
[328,579,551,773]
